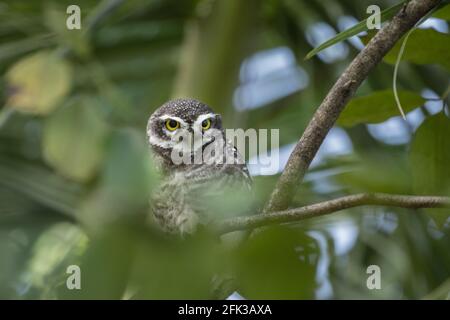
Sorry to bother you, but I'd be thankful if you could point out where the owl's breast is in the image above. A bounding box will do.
[150,159,252,234]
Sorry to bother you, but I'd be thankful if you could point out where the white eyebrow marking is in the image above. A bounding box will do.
[195,113,216,126]
[148,135,172,148]
[159,115,188,127]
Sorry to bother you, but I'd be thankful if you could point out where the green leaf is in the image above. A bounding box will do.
[24,223,87,298]
[101,128,156,200]
[361,29,450,71]
[5,51,72,114]
[335,153,412,194]
[77,128,158,229]
[43,96,109,182]
[235,226,317,299]
[59,227,135,299]
[133,232,227,299]
[410,112,450,228]
[305,1,405,60]
[433,4,450,20]
[0,222,59,299]
[338,90,425,127]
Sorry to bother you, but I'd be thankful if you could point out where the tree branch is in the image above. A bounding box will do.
[218,193,450,234]
[264,0,442,213]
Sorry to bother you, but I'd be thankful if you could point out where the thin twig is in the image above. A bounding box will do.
[218,193,450,234]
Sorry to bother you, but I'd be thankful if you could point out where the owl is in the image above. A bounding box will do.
[146,98,252,234]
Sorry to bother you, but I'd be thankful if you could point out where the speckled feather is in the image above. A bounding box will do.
[147,98,252,234]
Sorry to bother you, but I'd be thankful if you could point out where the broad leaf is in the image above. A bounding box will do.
[361,29,450,71]
[338,90,425,127]
[305,1,406,60]
[77,128,157,229]
[335,153,412,194]
[59,227,135,299]
[132,232,227,299]
[43,96,109,182]
[433,4,450,20]
[234,226,318,299]
[410,112,450,228]
[5,51,72,114]
[24,223,87,298]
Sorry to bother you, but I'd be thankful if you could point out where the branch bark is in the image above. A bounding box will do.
[264,0,442,213]
[218,193,450,234]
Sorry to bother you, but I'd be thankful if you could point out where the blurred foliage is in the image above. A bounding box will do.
[338,90,425,126]
[0,0,449,300]
[411,113,450,228]
[362,28,450,71]
[43,96,109,182]
[5,51,72,114]
[305,0,406,60]
[235,226,318,299]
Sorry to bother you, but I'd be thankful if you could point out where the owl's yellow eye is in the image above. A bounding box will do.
[201,119,211,130]
[165,119,180,131]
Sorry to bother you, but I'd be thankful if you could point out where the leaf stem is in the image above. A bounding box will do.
[393,27,414,120]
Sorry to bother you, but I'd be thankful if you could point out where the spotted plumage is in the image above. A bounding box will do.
[147,98,252,234]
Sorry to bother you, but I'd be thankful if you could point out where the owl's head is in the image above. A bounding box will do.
[147,98,223,168]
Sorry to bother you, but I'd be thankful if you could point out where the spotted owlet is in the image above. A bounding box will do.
[146,98,252,234]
